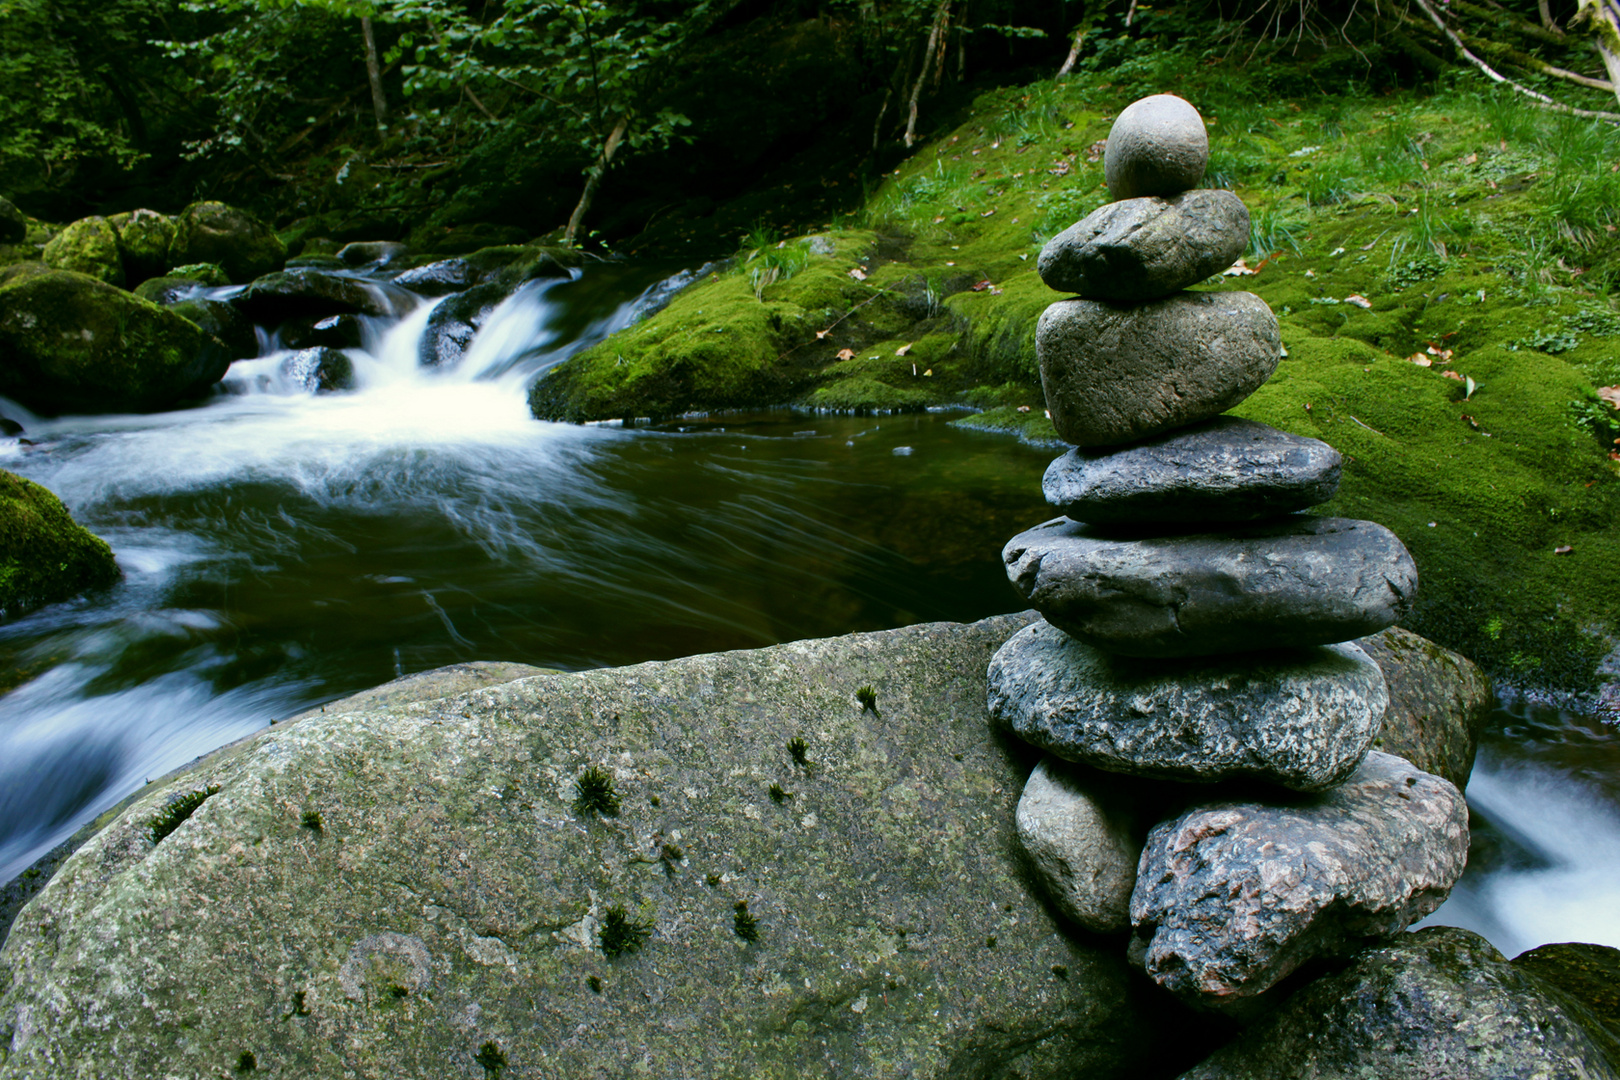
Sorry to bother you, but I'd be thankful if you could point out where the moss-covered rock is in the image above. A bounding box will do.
[0,262,51,290]
[41,216,123,286]
[133,275,206,306]
[167,261,230,286]
[0,197,24,245]
[108,209,176,285]
[0,270,224,414]
[171,202,286,283]
[169,296,257,368]
[0,469,120,621]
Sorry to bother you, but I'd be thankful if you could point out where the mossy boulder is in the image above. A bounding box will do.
[133,275,206,306]
[167,262,230,286]
[0,270,224,414]
[0,197,24,245]
[171,202,286,284]
[41,217,123,287]
[169,297,257,369]
[0,469,120,621]
[108,209,176,285]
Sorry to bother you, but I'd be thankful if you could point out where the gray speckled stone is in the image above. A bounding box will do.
[1003,515,1418,657]
[1131,751,1469,1009]
[1104,95,1208,201]
[987,620,1386,790]
[1177,928,1620,1078]
[1015,757,1142,933]
[1042,417,1342,525]
[1038,191,1248,301]
[1037,292,1280,448]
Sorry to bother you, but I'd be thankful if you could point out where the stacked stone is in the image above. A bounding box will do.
[987,95,1469,1013]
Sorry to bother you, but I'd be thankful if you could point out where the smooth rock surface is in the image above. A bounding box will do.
[337,239,408,267]
[1132,751,1469,1007]
[0,612,1182,1080]
[1015,757,1142,932]
[232,267,401,322]
[1042,417,1341,525]
[1039,190,1248,301]
[1358,626,1490,789]
[1179,928,1620,1078]
[1104,94,1208,201]
[988,620,1385,790]
[170,201,286,283]
[1037,291,1280,448]
[1003,515,1418,657]
[280,346,355,393]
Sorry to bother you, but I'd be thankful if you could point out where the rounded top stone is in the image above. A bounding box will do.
[1103,94,1208,201]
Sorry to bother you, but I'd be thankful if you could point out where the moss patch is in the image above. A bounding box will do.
[0,468,121,621]
[42,217,123,287]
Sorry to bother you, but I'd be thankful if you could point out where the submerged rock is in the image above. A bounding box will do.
[1015,757,1142,932]
[1131,751,1469,1008]
[1038,190,1248,301]
[0,468,121,620]
[1103,94,1209,201]
[0,612,1184,1079]
[170,201,286,283]
[1179,928,1620,1078]
[42,216,123,286]
[280,346,354,393]
[988,620,1385,790]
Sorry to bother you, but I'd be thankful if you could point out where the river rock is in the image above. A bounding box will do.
[0,612,1188,1079]
[0,270,222,415]
[1514,941,1620,1049]
[109,209,176,285]
[168,261,230,287]
[280,312,364,350]
[1038,190,1248,301]
[170,201,286,283]
[280,346,354,393]
[1358,626,1491,789]
[1015,757,1142,933]
[1042,417,1341,525]
[169,297,257,370]
[391,257,483,296]
[1179,928,1620,1078]
[42,217,123,287]
[338,240,408,267]
[419,279,507,368]
[1003,515,1418,658]
[1037,291,1280,448]
[0,468,121,621]
[1103,94,1208,201]
[1131,751,1469,1008]
[233,267,400,323]
[988,620,1385,790]
[0,197,24,244]
[133,275,204,306]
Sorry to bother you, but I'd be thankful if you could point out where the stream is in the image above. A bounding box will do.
[0,259,1616,958]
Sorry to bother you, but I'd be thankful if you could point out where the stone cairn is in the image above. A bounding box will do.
[987,94,1472,1012]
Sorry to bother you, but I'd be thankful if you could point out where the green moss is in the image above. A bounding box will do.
[167,262,230,287]
[572,764,620,817]
[599,904,653,957]
[149,785,220,845]
[42,217,123,287]
[856,684,877,712]
[109,210,177,286]
[733,901,760,943]
[0,468,121,620]
[171,202,286,284]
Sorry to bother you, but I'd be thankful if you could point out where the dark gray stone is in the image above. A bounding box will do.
[419,280,506,368]
[232,268,401,323]
[0,197,24,245]
[337,240,408,267]
[1037,291,1280,448]
[280,312,364,351]
[1178,928,1620,1078]
[1015,757,1143,932]
[1042,417,1341,525]
[1104,94,1208,201]
[169,296,257,373]
[280,346,354,393]
[1357,625,1491,790]
[1132,751,1468,1009]
[391,257,482,296]
[1039,190,1248,301]
[1002,515,1418,657]
[988,620,1386,790]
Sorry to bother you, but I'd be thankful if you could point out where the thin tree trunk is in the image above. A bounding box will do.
[1540,0,1558,29]
[361,16,389,134]
[905,1,951,148]
[1575,0,1620,105]
[957,0,969,79]
[1058,26,1086,74]
[872,86,892,151]
[565,115,629,245]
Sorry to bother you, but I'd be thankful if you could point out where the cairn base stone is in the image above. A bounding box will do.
[1003,515,1418,658]
[1038,190,1249,301]
[988,620,1386,790]
[1130,751,1469,1009]
[1037,291,1280,448]
[1015,757,1142,933]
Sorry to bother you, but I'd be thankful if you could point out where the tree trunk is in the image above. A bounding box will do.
[361,16,389,134]
[565,115,630,245]
[1058,27,1086,74]
[1575,0,1620,105]
[905,1,951,148]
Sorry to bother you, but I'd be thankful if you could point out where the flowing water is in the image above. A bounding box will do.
[0,260,1615,961]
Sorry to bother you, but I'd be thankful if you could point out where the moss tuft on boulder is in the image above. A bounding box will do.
[109,209,177,286]
[41,217,123,287]
[0,469,120,621]
[171,202,285,283]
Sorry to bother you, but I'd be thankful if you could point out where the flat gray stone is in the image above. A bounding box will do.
[987,620,1386,790]
[1037,291,1280,448]
[1042,417,1341,525]
[1104,94,1208,201]
[1015,757,1142,933]
[1131,751,1469,1009]
[1178,928,1620,1078]
[1039,190,1249,301]
[1003,515,1418,657]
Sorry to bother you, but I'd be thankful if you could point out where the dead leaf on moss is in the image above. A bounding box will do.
[1409,354,1432,367]
[1345,295,1372,308]
[896,343,912,357]
[836,348,855,361]
[1597,385,1620,408]
[1442,370,1465,382]
[815,329,830,340]
[1223,259,1257,277]
[1554,545,1574,554]
[847,267,867,281]
[972,279,995,292]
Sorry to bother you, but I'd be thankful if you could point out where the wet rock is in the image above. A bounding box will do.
[42,217,123,286]
[1513,941,1620,1054]
[988,620,1385,790]
[132,276,204,306]
[419,280,506,368]
[0,416,21,437]
[1132,751,1469,1008]
[167,262,230,287]
[0,468,121,621]
[1357,626,1491,789]
[1016,757,1142,932]
[1104,94,1209,201]
[1037,291,1279,448]
[0,197,24,244]
[337,240,408,267]
[0,611,1186,1079]
[170,201,286,283]
[0,270,220,414]
[280,313,363,351]
[108,209,176,285]
[391,257,482,297]
[1039,190,1248,301]
[169,297,257,367]
[0,263,50,289]
[1179,928,1620,1077]
[1042,417,1341,525]
[280,347,354,393]
[232,267,398,323]
[284,254,346,271]
[1003,516,1418,658]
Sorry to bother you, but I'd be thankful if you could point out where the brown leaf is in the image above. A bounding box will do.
[896,343,912,357]
[836,348,855,361]
[971,279,994,292]
[1464,152,1478,165]
[1461,414,1480,430]
[1345,294,1372,309]
[1049,160,1072,177]
[1408,354,1432,367]
[1597,385,1620,408]
[1016,405,1031,413]
[815,329,830,340]
[1085,140,1106,163]
[1442,370,1465,382]
[847,267,867,281]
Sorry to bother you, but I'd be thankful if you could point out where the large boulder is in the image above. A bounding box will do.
[1359,626,1491,790]
[170,201,286,283]
[109,209,177,285]
[0,612,1185,1079]
[0,469,121,621]
[232,267,401,323]
[0,270,225,414]
[0,197,24,244]
[41,216,123,286]
[1179,928,1620,1078]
